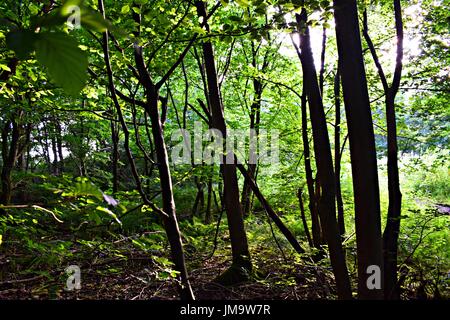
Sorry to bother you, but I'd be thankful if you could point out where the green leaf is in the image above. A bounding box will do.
[6,30,38,59]
[36,1,112,33]
[63,178,104,199]
[235,0,249,7]
[141,205,154,213]
[34,0,83,28]
[81,11,112,32]
[0,64,11,72]
[34,32,88,95]
[121,5,130,14]
[193,26,207,35]
[153,256,172,266]
[60,0,85,16]
[29,3,40,15]
[0,234,2,246]
[96,206,122,226]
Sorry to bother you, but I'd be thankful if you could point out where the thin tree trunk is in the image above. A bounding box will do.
[98,0,194,300]
[297,188,313,248]
[50,122,58,175]
[204,176,213,224]
[16,122,30,174]
[241,41,265,216]
[1,122,13,206]
[42,121,52,173]
[362,1,404,299]
[301,89,322,248]
[334,69,345,238]
[1,119,20,206]
[192,178,205,218]
[110,118,119,193]
[195,0,251,277]
[383,93,402,300]
[241,163,256,216]
[55,121,64,174]
[333,0,383,299]
[0,166,12,206]
[147,86,195,299]
[296,10,352,300]
[319,25,327,95]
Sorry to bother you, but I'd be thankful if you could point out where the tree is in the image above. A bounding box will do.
[195,0,252,282]
[333,0,384,299]
[362,0,404,300]
[295,9,352,300]
[334,69,346,239]
[240,36,272,216]
[300,85,322,248]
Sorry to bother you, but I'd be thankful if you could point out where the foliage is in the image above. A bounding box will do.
[0,0,448,300]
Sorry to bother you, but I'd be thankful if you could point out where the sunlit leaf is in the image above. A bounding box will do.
[96,206,122,225]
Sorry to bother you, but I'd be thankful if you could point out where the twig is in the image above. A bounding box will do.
[0,204,63,223]
[0,275,45,285]
[205,208,226,261]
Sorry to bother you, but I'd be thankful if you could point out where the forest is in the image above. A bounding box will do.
[0,0,449,302]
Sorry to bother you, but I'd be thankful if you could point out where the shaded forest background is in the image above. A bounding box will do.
[0,0,449,300]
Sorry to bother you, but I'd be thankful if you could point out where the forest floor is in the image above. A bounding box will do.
[1,204,448,300]
[0,238,337,300]
[0,254,338,300]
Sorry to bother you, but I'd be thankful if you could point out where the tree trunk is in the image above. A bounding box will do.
[300,89,322,248]
[42,121,52,173]
[0,166,12,206]
[383,93,402,299]
[241,41,264,216]
[361,1,404,300]
[50,122,58,175]
[195,1,251,278]
[334,69,345,239]
[319,25,327,95]
[1,120,20,206]
[147,87,195,300]
[296,10,352,299]
[55,121,64,174]
[333,0,384,299]
[296,10,352,300]
[204,176,213,224]
[110,118,119,193]
[192,178,205,218]
[297,188,313,248]
[99,0,194,300]
[241,162,256,216]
